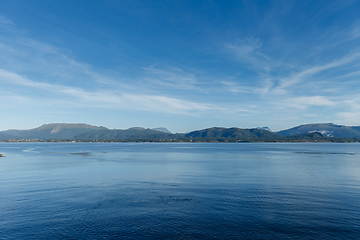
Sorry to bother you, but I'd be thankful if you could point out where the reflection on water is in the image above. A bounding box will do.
[0,143,360,239]
[68,152,92,157]
[294,151,356,155]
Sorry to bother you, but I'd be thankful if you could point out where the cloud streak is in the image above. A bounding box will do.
[273,50,360,93]
[225,38,271,71]
[0,68,220,115]
[142,66,200,90]
[281,96,337,109]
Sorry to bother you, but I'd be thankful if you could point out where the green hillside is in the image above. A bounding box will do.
[184,127,281,141]
[74,127,179,140]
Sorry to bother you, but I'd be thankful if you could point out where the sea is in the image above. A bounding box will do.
[0,142,359,239]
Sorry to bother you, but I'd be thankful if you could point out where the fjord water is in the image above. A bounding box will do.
[0,143,359,239]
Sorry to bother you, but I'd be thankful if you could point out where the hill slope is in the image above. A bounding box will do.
[184,127,281,140]
[276,123,360,138]
[74,127,178,140]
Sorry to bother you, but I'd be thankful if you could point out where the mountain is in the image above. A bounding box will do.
[0,123,107,140]
[152,127,171,134]
[184,127,280,140]
[74,127,179,140]
[276,123,360,138]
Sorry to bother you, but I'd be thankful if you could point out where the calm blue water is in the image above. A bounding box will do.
[0,143,359,239]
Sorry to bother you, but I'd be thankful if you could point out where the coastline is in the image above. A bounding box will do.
[0,138,359,143]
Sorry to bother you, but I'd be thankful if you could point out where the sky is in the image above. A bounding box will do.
[1,0,360,133]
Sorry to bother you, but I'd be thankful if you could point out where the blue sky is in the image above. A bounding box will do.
[1,0,360,132]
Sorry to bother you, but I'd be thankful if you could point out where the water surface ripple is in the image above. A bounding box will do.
[0,143,359,239]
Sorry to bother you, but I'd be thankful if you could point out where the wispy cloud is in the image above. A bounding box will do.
[273,50,360,94]
[351,25,360,40]
[220,81,254,94]
[223,41,360,110]
[336,112,360,126]
[0,15,14,31]
[335,97,360,125]
[0,36,88,84]
[225,38,271,71]
[0,90,36,108]
[0,17,242,118]
[122,93,215,114]
[0,68,219,114]
[280,96,337,109]
[142,66,200,90]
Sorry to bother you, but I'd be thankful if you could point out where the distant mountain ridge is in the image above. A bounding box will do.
[1,122,360,142]
[74,128,178,140]
[184,127,279,140]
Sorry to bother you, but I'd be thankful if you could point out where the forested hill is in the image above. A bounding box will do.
[184,127,280,141]
[74,127,180,140]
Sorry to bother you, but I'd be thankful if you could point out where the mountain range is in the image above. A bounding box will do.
[0,123,359,142]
